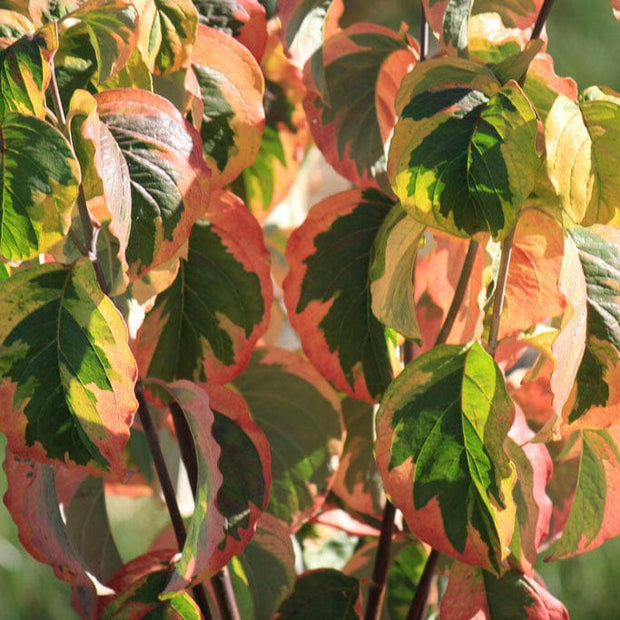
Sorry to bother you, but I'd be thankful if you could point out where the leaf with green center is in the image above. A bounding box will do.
[421,0,474,56]
[70,0,139,83]
[133,0,197,75]
[467,12,527,64]
[277,569,362,619]
[375,342,517,574]
[441,562,568,618]
[370,202,425,341]
[3,453,98,618]
[135,190,272,385]
[0,260,138,475]
[471,0,543,30]
[0,24,56,119]
[95,88,210,279]
[303,23,418,186]
[233,346,344,530]
[146,380,227,595]
[546,89,620,226]
[0,113,79,261]
[546,426,620,560]
[389,62,540,240]
[284,188,396,402]
[190,24,264,187]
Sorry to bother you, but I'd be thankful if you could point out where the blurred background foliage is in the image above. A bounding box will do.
[1,1,619,617]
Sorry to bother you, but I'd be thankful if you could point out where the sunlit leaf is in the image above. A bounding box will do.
[135,190,272,385]
[3,453,98,618]
[95,88,210,279]
[375,342,516,573]
[389,59,540,240]
[468,12,527,64]
[0,9,35,38]
[441,561,568,618]
[0,260,138,475]
[546,90,620,226]
[472,0,544,30]
[284,188,396,402]
[233,347,344,530]
[304,22,417,186]
[614,0,620,20]
[421,0,473,56]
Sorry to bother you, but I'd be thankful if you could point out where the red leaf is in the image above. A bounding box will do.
[613,0,620,20]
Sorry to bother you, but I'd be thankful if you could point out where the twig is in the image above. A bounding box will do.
[406,548,439,620]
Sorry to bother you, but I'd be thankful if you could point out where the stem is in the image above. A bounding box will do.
[530,0,556,41]
[211,567,241,620]
[419,11,429,61]
[407,549,439,620]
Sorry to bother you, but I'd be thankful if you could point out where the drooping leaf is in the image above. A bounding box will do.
[70,0,139,83]
[499,208,566,340]
[233,346,344,530]
[189,24,265,187]
[0,113,79,261]
[389,59,540,240]
[146,380,227,595]
[133,0,198,74]
[283,188,396,402]
[95,88,210,279]
[65,475,123,584]
[277,569,363,619]
[135,190,272,385]
[375,342,516,574]
[421,0,474,56]
[304,22,418,186]
[3,453,98,618]
[0,24,56,119]
[370,202,425,341]
[472,0,544,30]
[0,260,138,475]
[441,562,568,618]
[546,89,620,226]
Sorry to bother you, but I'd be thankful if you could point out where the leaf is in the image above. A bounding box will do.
[441,562,568,618]
[421,0,474,56]
[65,475,123,583]
[614,0,620,20]
[70,0,139,83]
[133,0,198,74]
[0,113,79,261]
[468,12,527,64]
[390,63,540,240]
[375,342,516,574]
[370,203,425,341]
[283,188,396,402]
[545,90,620,226]
[95,88,210,279]
[135,190,272,385]
[546,426,620,561]
[0,9,35,38]
[303,22,418,186]
[277,569,363,619]
[3,453,98,618]
[0,24,56,119]
[233,347,344,530]
[0,260,138,475]
[146,380,227,595]
[190,24,265,187]
[499,208,566,340]
[472,0,544,30]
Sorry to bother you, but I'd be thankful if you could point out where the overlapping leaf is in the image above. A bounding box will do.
[389,59,540,240]
[135,190,272,385]
[189,24,264,187]
[546,88,620,226]
[0,9,35,38]
[304,22,417,186]
[95,88,210,279]
[233,346,344,530]
[0,260,138,475]
[3,453,98,618]
[283,188,396,402]
[375,342,516,573]
[472,0,544,30]
[0,113,79,260]
[421,0,473,56]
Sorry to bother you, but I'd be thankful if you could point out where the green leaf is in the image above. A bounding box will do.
[277,569,362,619]
[546,90,620,226]
[370,202,425,341]
[95,88,210,279]
[0,113,79,260]
[136,190,272,385]
[233,347,344,530]
[70,0,139,83]
[390,66,540,240]
[491,39,543,85]
[0,260,138,474]
[0,25,56,119]
[284,188,395,402]
[375,342,516,574]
